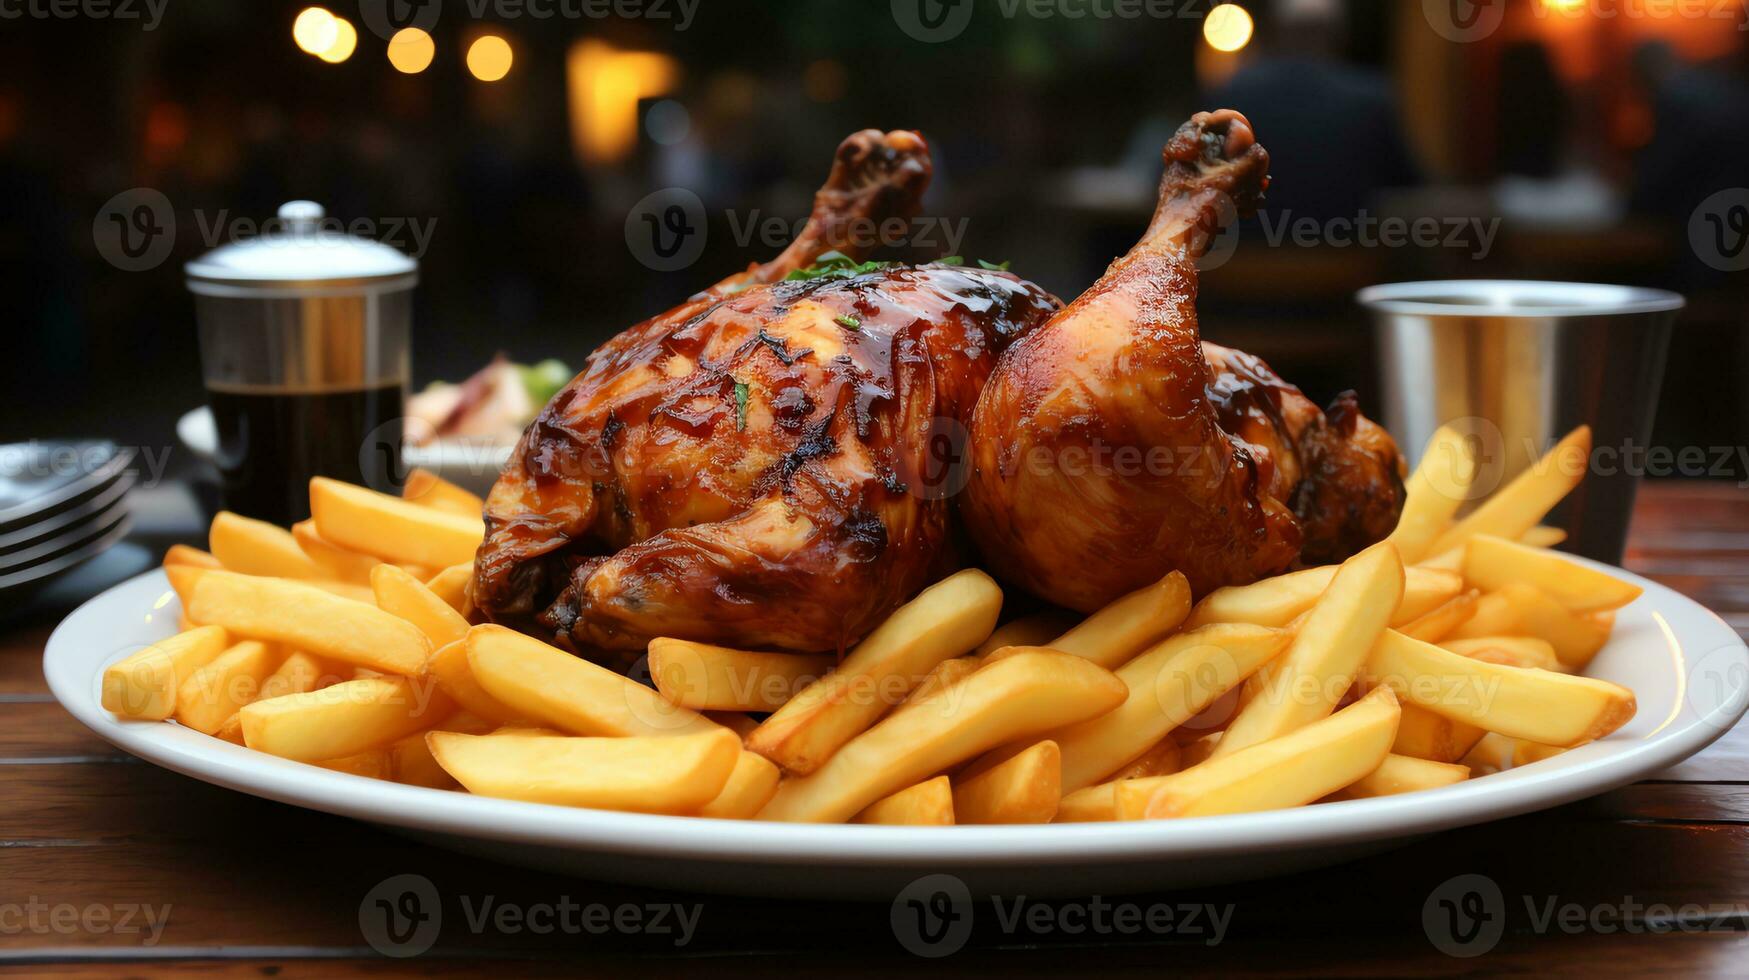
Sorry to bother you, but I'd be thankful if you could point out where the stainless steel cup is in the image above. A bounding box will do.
[186,201,418,524]
[1358,280,1683,564]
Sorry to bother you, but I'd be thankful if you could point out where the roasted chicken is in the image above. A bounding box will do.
[964,110,1405,610]
[472,131,1061,655]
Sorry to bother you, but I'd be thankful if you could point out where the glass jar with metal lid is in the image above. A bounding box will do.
[186,200,418,524]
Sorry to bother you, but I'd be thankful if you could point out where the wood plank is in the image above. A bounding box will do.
[0,702,126,761]
[0,622,53,696]
[4,929,1748,978]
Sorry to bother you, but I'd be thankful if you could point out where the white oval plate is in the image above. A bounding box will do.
[46,562,1749,899]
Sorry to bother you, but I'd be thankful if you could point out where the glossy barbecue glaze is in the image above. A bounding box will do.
[477,264,1059,655]
[965,110,1404,608]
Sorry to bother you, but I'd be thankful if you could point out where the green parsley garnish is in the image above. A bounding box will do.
[834,313,861,331]
[734,381,750,431]
[785,250,892,282]
[978,258,1011,271]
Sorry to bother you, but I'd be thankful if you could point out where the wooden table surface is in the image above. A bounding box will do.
[4,481,1747,977]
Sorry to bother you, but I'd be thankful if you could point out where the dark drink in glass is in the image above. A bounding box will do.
[207,381,406,525]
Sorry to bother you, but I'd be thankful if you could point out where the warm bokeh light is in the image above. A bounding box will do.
[565,39,680,163]
[317,17,357,64]
[802,59,848,103]
[291,7,338,57]
[466,35,514,82]
[1203,4,1254,53]
[1540,0,1585,10]
[387,27,435,74]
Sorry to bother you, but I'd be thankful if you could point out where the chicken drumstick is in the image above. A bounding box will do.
[964,110,1404,609]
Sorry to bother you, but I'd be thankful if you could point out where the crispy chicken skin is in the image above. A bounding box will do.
[964,110,1404,609]
[472,131,1061,654]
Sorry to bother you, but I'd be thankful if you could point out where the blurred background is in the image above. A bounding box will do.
[2,0,1746,468]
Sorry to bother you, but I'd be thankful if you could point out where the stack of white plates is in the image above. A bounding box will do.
[0,442,134,602]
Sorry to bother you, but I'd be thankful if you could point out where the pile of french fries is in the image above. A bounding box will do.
[102,422,1641,825]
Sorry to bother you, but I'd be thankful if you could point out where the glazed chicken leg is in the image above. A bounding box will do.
[473,131,1060,656]
[964,110,1404,609]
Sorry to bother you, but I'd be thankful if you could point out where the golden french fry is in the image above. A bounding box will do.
[1213,543,1403,760]
[1428,425,1592,556]
[973,610,1079,659]
[896,657,980,713]
[1391,703,1486,763]
[1327,753,1469,800]
[101,625,230,720]
[1054,782,1118,822]
[854,776,956,825]
[424,562,474,615]
[1398,590,1480,643]
[1048,623,1289,791]
[401,467,486,517]
[1362,629,1636,747]
[1512,739,1569,767]
[1119,686,1401,820]
[698,751,782,819]
[163,544,222,570]
[372,564,470,648]
[428,729,740,813]
[1476,582,1613,669]
[1442,635,1561,672]
[240,676,452,762]
[1460,731,1520,776]
[214,712,246,744]
[1385,424,1478,563]
[424,638,521,723]
[1463,535,1642,612]
[209,511,326,580]
[758,650,1127,823]
[1520,525,1568,548]
[1044,571,1192,670]
[747,569,1003,775]
[309,477,484,570]
[1416,546,1465,572]
[259,650,344,701]
[1185,563,1452,630]
[174,640,281,735]
[1108,738,1183,781]
[291,520,382,585]
[317,748,394,779]
[385,729,458,788]
[953,740,1060,824]
[705,710,761,740]
[173,568,430,675]
[646,639,834,713]
[467,624,720,738]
